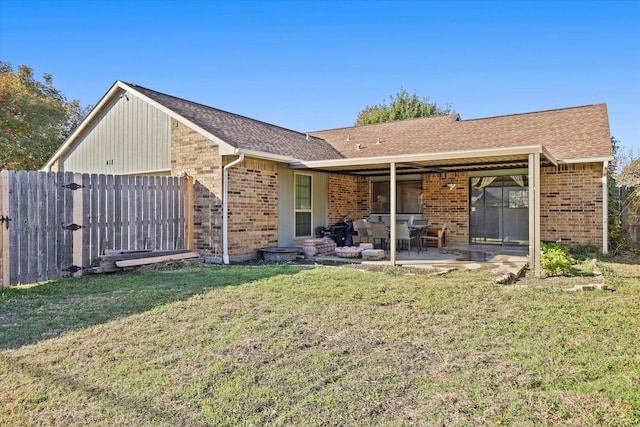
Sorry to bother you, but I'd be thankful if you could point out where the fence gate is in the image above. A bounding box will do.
[0,170,193,287]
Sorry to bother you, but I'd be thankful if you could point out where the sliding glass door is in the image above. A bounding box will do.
[470,175,528,245]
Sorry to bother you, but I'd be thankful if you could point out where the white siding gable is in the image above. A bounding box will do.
[61,91,171,174]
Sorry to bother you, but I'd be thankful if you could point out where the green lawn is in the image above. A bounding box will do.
[1,258,639,426]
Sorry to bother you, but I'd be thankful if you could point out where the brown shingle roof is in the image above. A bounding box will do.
[310,104,612,161]
[129,83,344,161]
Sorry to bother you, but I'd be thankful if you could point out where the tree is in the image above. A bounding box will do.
[355,87,452,126]
[0,62,90,170]
[616,146,640,187]
[608,137,640,254]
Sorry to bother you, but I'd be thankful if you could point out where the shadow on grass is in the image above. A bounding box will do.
[602,252,640,265]
[0,263,306,350]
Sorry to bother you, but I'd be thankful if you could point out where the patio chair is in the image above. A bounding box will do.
[410,220,429,252]
[422,221,448,253]
[352,219,371,244]
[369,221,389,250]
[396,221,419,253]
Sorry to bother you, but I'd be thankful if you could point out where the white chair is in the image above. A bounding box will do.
[396,221,419,253]
[369,222,388,250]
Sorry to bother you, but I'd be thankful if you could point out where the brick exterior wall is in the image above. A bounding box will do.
[170,119,223,257]
[540,163,603,246]
[227,159,279,260]
[423,173,469,245]
[324,164,605,249]
[328,174,369,223]
[171,120,281,260]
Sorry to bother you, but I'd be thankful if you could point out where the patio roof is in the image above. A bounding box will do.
[288,144,559,176]
[300,103,612,176]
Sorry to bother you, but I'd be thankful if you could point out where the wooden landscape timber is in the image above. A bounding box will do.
[90,249,200,273]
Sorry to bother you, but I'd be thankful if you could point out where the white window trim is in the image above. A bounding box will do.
[294,173,313,238]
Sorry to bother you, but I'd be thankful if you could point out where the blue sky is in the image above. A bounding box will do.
[1,0,639,154]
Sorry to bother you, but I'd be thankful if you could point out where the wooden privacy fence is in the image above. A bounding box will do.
[0,170,194,287]
[618,185,639,244]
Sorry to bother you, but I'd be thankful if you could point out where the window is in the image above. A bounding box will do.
[371,180,422,214]
[295,174,312,237]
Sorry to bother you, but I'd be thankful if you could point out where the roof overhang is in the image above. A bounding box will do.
[289,144,559,176]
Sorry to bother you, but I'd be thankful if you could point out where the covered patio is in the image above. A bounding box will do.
[290,145,560,277]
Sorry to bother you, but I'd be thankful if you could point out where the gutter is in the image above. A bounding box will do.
[222,151,245,264]
[558,156,614,164]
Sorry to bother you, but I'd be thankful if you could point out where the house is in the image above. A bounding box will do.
[43,81,613,275]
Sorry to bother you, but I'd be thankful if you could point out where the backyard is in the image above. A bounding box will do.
[0,256,639,426]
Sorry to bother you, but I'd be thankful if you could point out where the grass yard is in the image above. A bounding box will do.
[1,257,639,426]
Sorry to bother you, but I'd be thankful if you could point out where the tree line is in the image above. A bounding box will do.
[0,62,90,170]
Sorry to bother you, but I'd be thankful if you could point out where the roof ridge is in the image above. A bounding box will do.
[308,113,460,133]
[459,103,606,123]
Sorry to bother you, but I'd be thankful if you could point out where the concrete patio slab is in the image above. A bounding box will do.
[313,244,529,278]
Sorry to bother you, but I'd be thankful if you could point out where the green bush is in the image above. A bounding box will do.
[541,243,574,276]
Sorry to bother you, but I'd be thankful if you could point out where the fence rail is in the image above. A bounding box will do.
[0,170,194,287]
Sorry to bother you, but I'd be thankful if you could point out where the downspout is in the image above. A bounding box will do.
[603,161,609,254]
[223,151,245,264]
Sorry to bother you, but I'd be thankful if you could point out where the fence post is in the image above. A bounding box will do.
[1,170,10,288]
[183,175,195,250]
[72,173,85,277]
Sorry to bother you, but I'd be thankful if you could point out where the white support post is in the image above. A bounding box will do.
[390,163,396,266]
[528,153,541,277]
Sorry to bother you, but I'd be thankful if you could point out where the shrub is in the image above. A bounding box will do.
[540,243,574,276]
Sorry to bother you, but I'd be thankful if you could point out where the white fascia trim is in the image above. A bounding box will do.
[541,145,558,166]
[557,156,614,164]
[289,144,547,169]
[235,148,295,163]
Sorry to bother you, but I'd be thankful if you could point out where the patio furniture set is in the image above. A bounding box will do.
[352,219,447,254]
